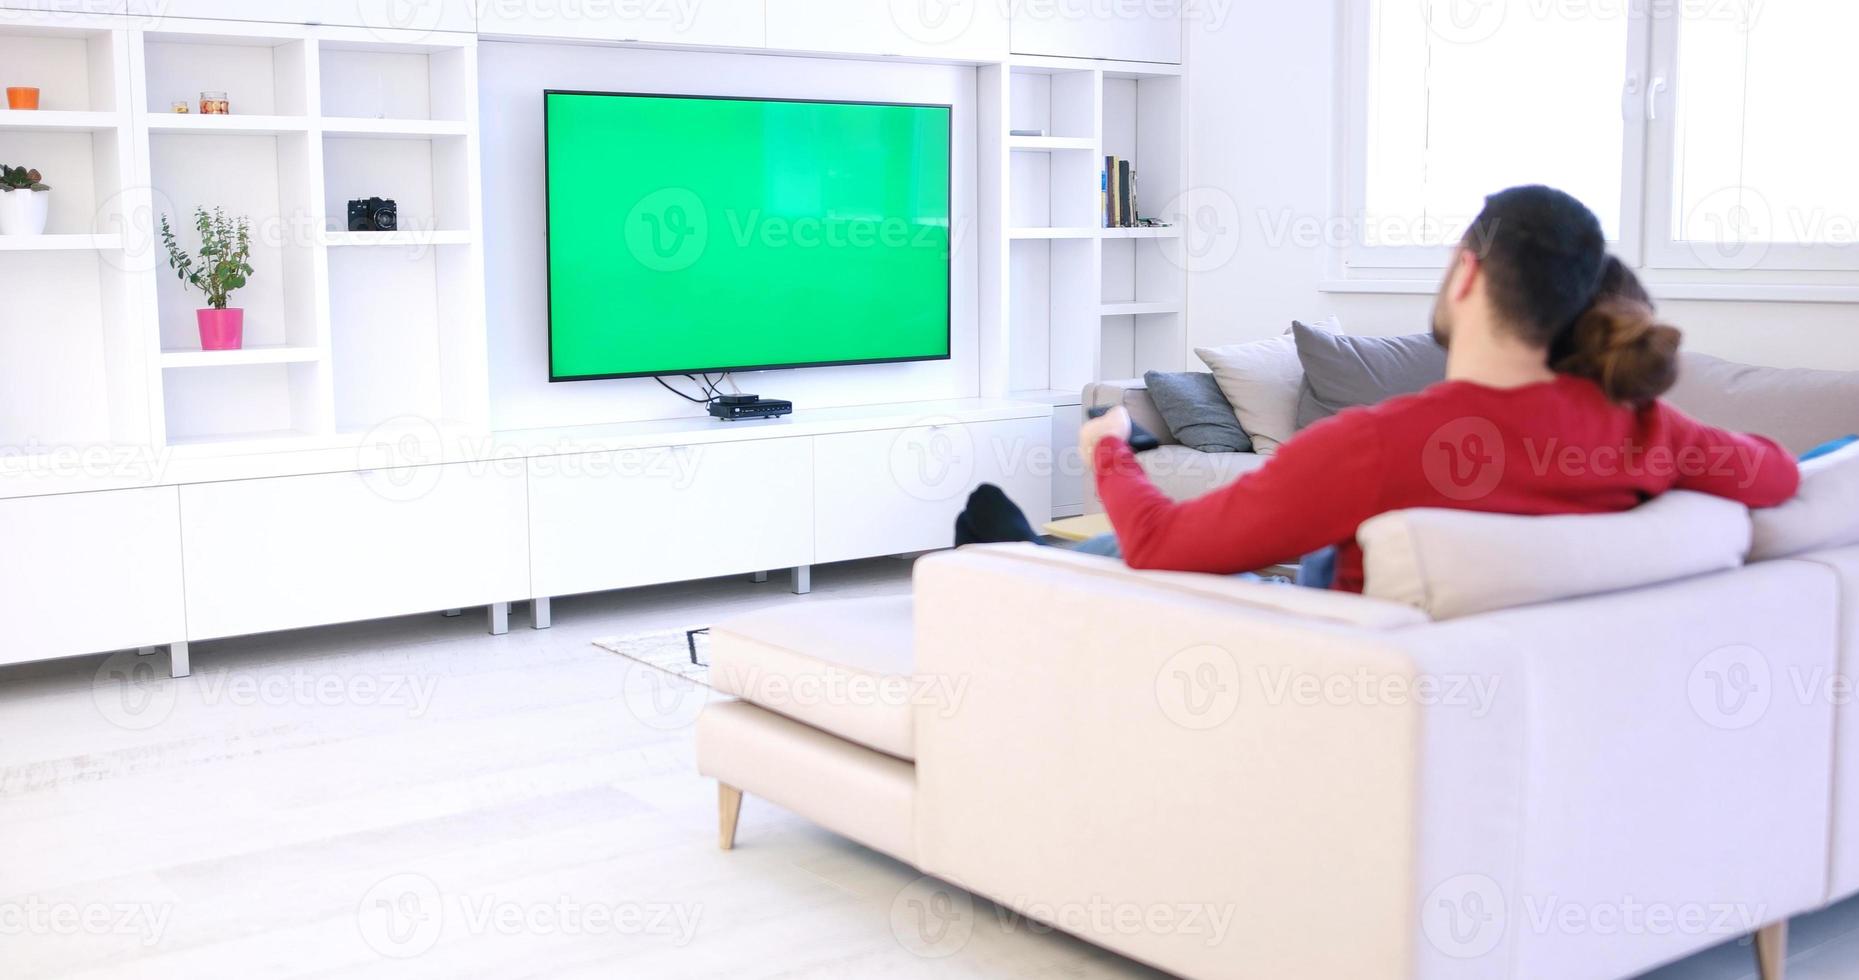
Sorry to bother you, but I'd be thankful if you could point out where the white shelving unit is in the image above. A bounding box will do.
[0,10,487,462]
[980,55,1187,514]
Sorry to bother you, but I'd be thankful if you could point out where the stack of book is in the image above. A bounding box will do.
[1102,156,1136,228]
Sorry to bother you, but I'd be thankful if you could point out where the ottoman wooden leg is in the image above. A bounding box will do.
[1755,920,1787,980]
[719,783,743,851]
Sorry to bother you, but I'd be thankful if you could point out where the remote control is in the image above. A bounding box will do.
[1086,405,1162,453]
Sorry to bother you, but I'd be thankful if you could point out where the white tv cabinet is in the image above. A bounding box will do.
[0,400,1052,677]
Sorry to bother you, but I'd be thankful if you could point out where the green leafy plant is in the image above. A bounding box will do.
[0,165,49,192]
[161,207,253,310]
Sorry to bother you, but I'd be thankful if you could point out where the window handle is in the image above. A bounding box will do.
[1647,76,1669,121]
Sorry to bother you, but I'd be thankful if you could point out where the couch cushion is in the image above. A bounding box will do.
[1195,325,1312,455]
[1358,491,1753,619]
[1751,442,1859,561]
[708,595,917,760]
[1666,351,1859,455]
[1143,370,1252,453]
[1136,444,1270,501]
[1292,320,1446,428]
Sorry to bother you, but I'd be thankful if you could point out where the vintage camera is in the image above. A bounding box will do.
[347,197,398,232]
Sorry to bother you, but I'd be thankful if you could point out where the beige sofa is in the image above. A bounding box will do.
[1081,350,1859,507]
[693,355,1859,980]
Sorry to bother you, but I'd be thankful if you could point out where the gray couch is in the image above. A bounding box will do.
[1082,351,1859,509]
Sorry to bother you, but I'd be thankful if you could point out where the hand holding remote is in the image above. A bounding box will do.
[1084,404,1162,456]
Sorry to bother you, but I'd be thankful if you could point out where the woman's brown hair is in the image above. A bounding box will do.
[1549,256,1682,408]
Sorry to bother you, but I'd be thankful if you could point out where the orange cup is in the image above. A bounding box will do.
[6,87,40,110]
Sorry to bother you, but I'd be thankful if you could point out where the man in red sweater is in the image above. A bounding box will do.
[959,186,1799,593]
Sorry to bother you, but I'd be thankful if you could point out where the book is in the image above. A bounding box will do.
[1104,155,1119,228]
[1116,158,1133,227]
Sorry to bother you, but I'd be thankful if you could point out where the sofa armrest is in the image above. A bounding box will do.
[1082,378,1177,448]
[911,546,1422,980]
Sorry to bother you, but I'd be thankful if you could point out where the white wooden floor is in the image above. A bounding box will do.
[1,556,1855,979]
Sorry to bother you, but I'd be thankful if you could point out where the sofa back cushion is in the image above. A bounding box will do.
[1195,323,1316,455]
[1293,320,1447,428]
[1358,491,1753,619]
[1083,378,1178,447]
[1666,351,1859,455]
[1752,442,1859,561]
[1142,370,1253,453]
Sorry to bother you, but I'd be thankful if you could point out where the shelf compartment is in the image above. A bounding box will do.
[1009,135,1095,151]
[321,230,472,247]
[0,110,121,133]
[0,233,122,251]
[146,114,311,135]
[319,118,468,139]
[318,42,471,124]
[160,345,322,368]
[142,33,311,117]
[322,134,472,239]
[161,361,329,448]
[0,29,120,113]
[1010,227,1098,239]
[1100,300,1181,316]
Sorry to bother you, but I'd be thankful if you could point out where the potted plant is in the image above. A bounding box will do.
[0,165,50,236]
[160,207,253,351]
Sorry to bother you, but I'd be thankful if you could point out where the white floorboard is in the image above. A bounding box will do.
[1,554,1855,979]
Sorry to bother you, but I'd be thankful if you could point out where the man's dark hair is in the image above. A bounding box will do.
[1462,185,1608,345]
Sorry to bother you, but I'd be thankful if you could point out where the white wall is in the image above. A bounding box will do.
[478,41,979,431]
[1183,2,1859,370]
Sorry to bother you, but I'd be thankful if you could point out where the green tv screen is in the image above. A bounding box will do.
[544,91,953,381]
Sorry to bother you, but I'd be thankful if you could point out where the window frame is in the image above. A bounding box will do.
[1334,0,1859,289]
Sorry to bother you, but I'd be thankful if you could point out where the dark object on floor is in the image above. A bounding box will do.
[686,627,709,666]
[954,484,1041,546]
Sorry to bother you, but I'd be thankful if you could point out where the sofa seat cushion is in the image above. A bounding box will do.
[709,595,917,761]
[1136,445,1270,501]
[1358,491,1753,619]
[1752,442,1859,561]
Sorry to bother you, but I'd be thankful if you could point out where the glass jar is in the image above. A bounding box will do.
[199,91,229,115]
[170,100,190,113]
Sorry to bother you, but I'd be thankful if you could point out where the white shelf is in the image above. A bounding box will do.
[1101,301,1182,316]
[320,117,468,139]
[0,110,121,132]
[0,233,122,251]
[1010,227,1098,240]
[321,229,473,247]
[1010,135,1095,151]
[160,345,323,369]
[1008,388,1084,407]
[1101,226,1180,239]
[147,114,311,135]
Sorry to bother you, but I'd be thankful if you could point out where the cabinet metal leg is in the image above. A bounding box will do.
[489,602,509,635]
[751,570,768,584]
[169,642,190,679]
[532,597,552,630]
[791,565,811,595]
[441,609,462,618]
[137,646,157,656]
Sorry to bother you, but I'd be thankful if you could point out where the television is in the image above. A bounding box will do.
[543,90,953,382]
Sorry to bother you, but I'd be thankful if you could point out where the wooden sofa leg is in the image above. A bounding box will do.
[1755,920,1788,980]
[718,783,743,851]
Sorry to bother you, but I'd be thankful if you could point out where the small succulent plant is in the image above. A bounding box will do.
[0,165,49,192]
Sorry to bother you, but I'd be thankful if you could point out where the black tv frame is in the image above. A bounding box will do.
[542,89,955,383]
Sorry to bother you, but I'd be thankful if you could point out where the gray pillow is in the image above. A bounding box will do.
[1142,371,1252,453]
[1293,320,1447,428]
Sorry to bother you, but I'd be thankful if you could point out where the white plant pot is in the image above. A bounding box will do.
[0,189,49,236]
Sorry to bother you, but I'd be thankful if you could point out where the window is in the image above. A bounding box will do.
[1342,0,1859,281]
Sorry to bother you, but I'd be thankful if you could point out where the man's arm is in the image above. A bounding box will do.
[1091,412,1388,573]
[1649,402,1800,508]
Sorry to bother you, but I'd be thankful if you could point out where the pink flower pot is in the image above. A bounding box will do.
[196,308,244,351]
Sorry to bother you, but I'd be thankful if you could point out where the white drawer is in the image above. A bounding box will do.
[0,487,185,665]
[813,416,1052,565]
[179,462,530,640]
[477,0,766,48]
[528,437,815,598]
